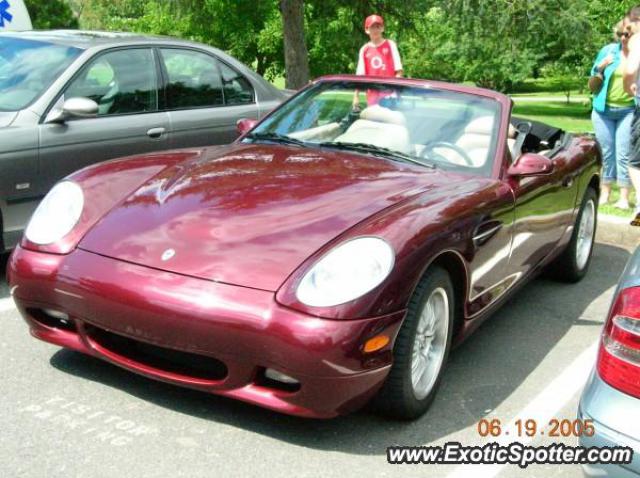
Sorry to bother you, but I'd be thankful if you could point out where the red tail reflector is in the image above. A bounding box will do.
[597,286,640,398]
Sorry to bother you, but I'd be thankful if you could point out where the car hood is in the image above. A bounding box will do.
[79,143,467,291]
[0,112,17,128]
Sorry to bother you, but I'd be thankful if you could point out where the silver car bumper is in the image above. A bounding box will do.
[578,369,640,477]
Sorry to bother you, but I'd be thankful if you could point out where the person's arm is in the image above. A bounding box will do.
[595,55,614,74]
[352,89,362,110]
[389,40,403,77]
[356,45,366,76]
[624,35,640,97]
[591,46,609,76]
[354,46,365,107]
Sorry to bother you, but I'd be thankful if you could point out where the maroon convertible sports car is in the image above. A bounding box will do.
[8,76,600,419]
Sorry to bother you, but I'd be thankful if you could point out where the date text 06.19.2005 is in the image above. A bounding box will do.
[477,418,595,438]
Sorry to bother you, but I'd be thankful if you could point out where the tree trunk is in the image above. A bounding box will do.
[279,0,309,89]
[256,54,266,77]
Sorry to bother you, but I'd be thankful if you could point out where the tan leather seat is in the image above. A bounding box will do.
[432,115,494,167]
[333,105,412,155]
[289,122,341,141]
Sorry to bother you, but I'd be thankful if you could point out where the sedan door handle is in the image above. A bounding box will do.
[147,127,166,139]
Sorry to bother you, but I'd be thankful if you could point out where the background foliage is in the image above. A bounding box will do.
[34,0,640,92]
[24,0,78,29]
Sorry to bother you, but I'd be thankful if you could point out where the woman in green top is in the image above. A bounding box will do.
[591,18,636,209]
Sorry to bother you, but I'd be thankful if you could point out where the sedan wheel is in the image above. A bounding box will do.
[373,266,454,419]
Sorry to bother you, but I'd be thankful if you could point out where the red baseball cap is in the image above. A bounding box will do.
[364,14,384,29]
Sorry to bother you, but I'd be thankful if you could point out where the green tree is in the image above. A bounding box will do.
[304,0,421,77]
[74,0,284,79]
[73,0,422,82]
[68,0,640,93]
[587,0,635,45]
[426,0,593,91]
[25,0,78,29]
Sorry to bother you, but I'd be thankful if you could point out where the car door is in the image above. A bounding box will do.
[38,47,171,193]
[464,177,517,317]
[505,132,577,279]
[158,48,260,148]
[0,122,39,249]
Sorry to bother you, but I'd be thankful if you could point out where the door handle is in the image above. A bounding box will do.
[473,220,503,247]
[562,176,574,188]
[147,127,166,139]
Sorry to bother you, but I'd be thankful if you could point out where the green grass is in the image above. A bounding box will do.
[512,98,593,133]
[510,77,585,94]
[511,91,589,99]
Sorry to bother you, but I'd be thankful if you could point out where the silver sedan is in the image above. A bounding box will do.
[578,245,640,477]
[0,30,287,250]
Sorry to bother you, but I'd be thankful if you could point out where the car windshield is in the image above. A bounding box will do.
[247,81,501,175]
[0,37,82,112]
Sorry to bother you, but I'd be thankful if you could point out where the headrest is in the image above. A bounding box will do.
[359,104,406,126]
[465,115,494,135]
[335,120,411,154]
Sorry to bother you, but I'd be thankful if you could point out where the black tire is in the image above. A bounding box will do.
[548,187,597,282]
[372,266,455,420]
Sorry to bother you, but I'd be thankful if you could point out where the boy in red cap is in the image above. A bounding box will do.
[354,14,403,107]
[356,14,403,78]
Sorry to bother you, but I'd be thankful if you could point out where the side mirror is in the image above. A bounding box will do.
[45,97,99,124]
[236,118,258,136]
[507,153,554,177]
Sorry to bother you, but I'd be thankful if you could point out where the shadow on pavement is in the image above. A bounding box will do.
[48,243,628,455]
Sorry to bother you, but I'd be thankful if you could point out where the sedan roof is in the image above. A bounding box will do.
[0,29,202,49]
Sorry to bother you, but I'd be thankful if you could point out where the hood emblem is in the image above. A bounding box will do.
[161,248,176,261]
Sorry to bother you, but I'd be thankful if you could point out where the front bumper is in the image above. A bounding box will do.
[578,370,640,477]
[8,246,405,418]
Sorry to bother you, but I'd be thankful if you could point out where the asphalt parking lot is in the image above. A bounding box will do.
[0,242,632,478]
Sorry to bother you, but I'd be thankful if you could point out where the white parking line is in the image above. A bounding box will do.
[446,341,598,478]
[0,297,16,313]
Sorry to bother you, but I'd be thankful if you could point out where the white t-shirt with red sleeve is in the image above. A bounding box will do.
[356,39,402,76]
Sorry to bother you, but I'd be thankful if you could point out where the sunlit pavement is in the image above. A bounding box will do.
[0,243,629,477]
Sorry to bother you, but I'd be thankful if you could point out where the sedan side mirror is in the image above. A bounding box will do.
[45,97,99,124]
[507,153,554,177]
[236,118,258,136]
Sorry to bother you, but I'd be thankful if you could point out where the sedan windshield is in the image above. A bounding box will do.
[0,37,82,111]
[247,81,501,175]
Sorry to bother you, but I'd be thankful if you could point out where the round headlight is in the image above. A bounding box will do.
[25,181,84,245]
[296,237,395,307]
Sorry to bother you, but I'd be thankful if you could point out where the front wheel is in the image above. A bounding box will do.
[372,266,454,419]
[548,187,597,282]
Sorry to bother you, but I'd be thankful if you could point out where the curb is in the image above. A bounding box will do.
[597,213,640,250]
